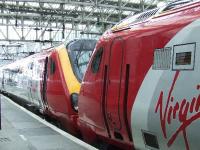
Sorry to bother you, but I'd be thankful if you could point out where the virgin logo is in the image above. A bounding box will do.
[155,71,200,150]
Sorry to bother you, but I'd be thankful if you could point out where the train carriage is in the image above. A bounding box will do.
[78,1,200,150]
[0,39,96,135]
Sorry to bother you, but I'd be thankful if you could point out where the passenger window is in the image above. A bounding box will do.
[50,58,56,74]
[91,48,103,73]
[29,62,34,70]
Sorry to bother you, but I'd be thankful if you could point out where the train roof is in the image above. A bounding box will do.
[110,0,195,33]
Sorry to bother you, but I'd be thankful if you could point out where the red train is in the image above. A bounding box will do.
[77,1,200,150]
[1,1,200,150]
[0,39,96,136]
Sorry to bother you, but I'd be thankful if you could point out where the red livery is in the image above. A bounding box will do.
[78,1,200,150]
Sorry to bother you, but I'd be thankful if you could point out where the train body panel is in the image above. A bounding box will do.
[1,52,50,110]
[45,47,79,134]
[78,1,200,149]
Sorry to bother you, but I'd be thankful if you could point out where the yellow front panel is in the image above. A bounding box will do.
[56,45,80,94]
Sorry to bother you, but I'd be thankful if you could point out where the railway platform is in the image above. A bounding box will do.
[0,95,97,150]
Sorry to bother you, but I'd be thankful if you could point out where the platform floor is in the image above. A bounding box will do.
[0,95,97,150]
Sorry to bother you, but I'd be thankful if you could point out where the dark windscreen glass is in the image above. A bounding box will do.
[67,39,97,81]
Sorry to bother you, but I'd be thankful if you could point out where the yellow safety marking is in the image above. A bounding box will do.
[56,45,80,94]
[111,22,129,32]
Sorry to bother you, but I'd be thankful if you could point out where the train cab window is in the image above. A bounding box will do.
[67,39,97,81]
[91,47,103,73]
[50,58,56,74]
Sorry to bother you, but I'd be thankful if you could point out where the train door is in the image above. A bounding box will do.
[31,61,43,107]
[105,37,124,140]
[42,57,49,109]
[31,62,38,103]
[27,62,35,104]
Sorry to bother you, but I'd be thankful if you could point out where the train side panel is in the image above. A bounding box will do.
[78,40,108,143]
[1,53,48,111]
[2,60,31,102]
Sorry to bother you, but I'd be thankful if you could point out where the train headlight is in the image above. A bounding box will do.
[71,93,79,112]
